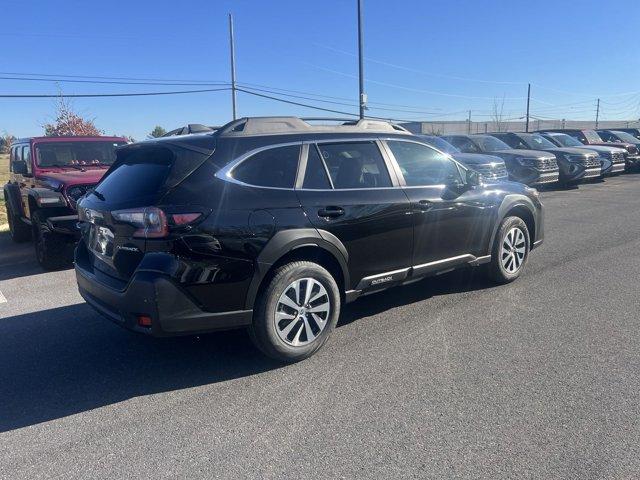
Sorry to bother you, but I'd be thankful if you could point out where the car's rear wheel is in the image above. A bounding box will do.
[487,216,530,284]
[250,261,340,362]
[32,211,73,270]
[6,204,31,243]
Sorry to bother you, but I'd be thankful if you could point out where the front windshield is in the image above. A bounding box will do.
[474,135,511,152]
[36,141,125,167]
[549,134,583,147]
[420,136,460,154]
[611,131,639,143]
[525,134,557,149]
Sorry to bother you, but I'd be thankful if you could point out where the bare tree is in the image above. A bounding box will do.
[491,95,506,132]
[0,132,15,154]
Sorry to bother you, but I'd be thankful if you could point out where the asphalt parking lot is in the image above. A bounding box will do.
[1,174,640,479]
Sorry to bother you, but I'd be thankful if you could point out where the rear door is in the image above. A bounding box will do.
[295,140,413,290]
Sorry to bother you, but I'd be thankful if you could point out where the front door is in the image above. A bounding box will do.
[383,139,495,273]
[296,140,413,291]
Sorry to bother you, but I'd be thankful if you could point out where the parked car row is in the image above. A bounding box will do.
[2,117,635,362]
[417,128,638,187]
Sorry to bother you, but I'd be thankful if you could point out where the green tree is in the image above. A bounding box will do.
[148,126,167,138]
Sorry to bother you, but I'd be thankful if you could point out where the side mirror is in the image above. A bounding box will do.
[466,169,483,187]
[11,161,28,175]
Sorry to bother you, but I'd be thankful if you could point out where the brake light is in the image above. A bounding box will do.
[112,207,168,238]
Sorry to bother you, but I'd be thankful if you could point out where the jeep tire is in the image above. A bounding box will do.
[6,203,32,243]
[32,211,73,270]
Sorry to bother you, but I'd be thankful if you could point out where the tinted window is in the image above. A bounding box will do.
[303,145,331,189]
[474,135,511,152]
[15,146,22,161]
[495,134,527,149]
[232,145,300,188]
[444,136,480,153]
[419,135,460,154]
[387,141,461,186]
[317,141,391,189]
[94,149,173,203]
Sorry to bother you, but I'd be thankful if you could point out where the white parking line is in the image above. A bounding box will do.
[0,290,6,304]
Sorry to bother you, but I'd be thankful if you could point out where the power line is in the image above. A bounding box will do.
[0,71,224,83]
[0,76,229,87]
[0,87,229,98]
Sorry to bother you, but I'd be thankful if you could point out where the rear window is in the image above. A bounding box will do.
[317,141,391,189]
[93,147,173,203]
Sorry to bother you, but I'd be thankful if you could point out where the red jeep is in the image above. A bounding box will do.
[3,136,127,269]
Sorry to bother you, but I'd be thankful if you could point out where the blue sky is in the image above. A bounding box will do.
[2,0,640,140]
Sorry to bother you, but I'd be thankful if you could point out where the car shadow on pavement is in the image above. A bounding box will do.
[0,303,282,432]
[339,267,496,327]
[0,268,495,432]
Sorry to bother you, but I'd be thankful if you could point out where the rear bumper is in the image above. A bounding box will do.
[76,260,253,337]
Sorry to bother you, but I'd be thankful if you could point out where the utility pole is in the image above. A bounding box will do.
[357,0,366,119]
[467,110,471,134]
[525,83,531,132]
[228,13,237,120]
[595,98,600,129]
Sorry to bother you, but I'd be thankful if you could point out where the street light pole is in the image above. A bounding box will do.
[357,0,366,119]
[595,98,600,129]
[228,13,237,120]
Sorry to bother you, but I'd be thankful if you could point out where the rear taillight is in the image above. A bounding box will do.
[111,207,202,238]
[112,207,168,238]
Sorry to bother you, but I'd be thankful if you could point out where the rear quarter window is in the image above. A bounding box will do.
[231,145,300,188]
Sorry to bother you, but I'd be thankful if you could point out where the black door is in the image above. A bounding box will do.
[296,140,413,291]
[383,139,495,274]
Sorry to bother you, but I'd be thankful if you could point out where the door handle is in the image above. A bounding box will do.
[417,199,433,211]
[318,206,345,218]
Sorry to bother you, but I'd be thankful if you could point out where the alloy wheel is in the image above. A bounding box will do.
[501,227,526,274]
[274,278,330,347]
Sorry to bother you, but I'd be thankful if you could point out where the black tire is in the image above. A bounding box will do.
[487,216,530,284]
[31,211,73,270]
[6,204,32,243]
[249,261,341,363]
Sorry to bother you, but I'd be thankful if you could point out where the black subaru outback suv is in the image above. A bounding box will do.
[75,117,544,362]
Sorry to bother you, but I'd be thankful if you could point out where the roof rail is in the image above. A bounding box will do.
[217,116,412,136]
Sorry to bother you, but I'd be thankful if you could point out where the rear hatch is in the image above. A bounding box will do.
[77,140,214,285]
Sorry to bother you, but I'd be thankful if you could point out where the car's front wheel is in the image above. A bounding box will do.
[250,261,341,362]
[487,216,530,284]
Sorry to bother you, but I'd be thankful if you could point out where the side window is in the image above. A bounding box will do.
[387,140,461,187]
[22,146,32,173]
[317,141,391,189]
[232,145,300,188]
[302,144,332,189]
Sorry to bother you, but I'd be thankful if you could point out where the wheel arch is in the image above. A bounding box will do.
[489,196,537,253]
[244,228,350,310]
